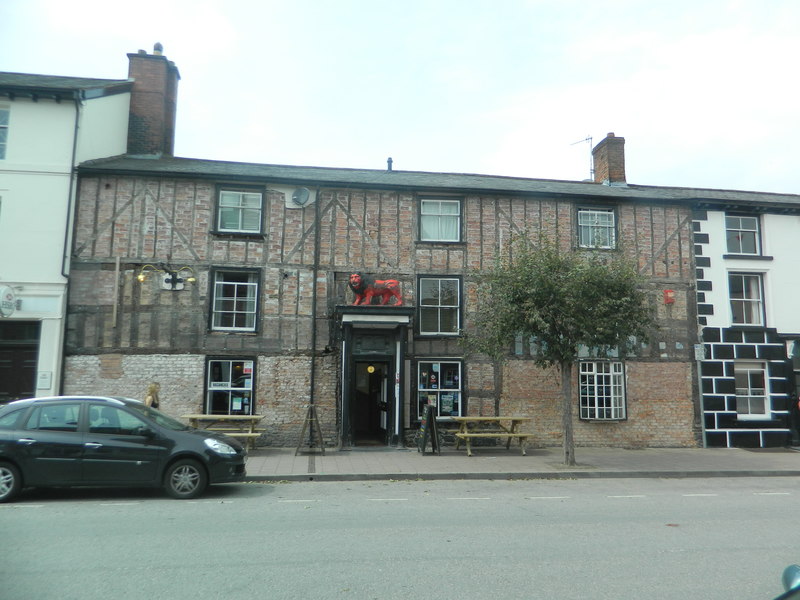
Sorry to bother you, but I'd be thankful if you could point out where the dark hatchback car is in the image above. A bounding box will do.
[0,396,247,502]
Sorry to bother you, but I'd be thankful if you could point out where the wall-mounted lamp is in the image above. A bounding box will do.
[137,264,197,291]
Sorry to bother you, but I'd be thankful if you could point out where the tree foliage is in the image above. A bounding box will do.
[463,237,655,465]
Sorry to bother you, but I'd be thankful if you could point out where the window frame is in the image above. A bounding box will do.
[577,207,617,250]
[725,213,761,256]
[419,197,462,243]
[734,360,769,421]
[213,185,265,236]
[579,360,627,421]
[0,106,8,160]
[728,272,764,326]
[417,275,461,337]
[209,268,261,333]
[415,360,463,420]
[205,357,256,415]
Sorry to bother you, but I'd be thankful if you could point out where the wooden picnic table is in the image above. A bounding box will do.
[451,416,532,457]
[182,414,264,450]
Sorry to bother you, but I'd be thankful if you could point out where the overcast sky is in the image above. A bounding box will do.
[2,0,799,194]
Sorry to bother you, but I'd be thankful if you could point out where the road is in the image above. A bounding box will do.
[1,477,797,600]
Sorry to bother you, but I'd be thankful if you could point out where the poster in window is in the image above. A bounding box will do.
[232,396,243,411]
[440,394,454,413]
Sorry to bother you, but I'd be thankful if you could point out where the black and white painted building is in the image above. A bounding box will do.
[693,197,800,448]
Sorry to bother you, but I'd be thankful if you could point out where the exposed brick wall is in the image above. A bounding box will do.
[67,172,698,448]
[501,360,697,448]
[63,352,339,448]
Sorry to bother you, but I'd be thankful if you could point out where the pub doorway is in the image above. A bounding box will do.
[0,321,40,403]
[351,360,390,446]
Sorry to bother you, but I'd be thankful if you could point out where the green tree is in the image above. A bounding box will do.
[463,237,654,466]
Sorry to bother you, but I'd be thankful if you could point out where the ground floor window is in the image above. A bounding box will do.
[579,361,626,420]
[416,360,462,419]
[790,340,800,401]
[734,361,768,420]
[206,358,254,414]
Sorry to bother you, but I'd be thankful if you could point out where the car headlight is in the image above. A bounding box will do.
[204,438,237,456]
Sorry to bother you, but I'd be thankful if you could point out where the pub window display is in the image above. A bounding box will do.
[417,361,462,419]
[206,359,254,415]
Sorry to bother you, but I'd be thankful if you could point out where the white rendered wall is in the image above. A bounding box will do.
[0,92,130,398]
[699,210,800,334]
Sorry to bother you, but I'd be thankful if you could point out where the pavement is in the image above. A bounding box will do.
[243,444,800,482]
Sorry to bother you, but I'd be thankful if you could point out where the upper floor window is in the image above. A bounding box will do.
[206,358,255,415]
[418,277,460,335]
[216,187,263,234]
[211,270,259,332]
[0,107,9,159]
[729,272,763,326]
[420,198,461,242]
[725,214,760,255]
[579,361,626,420]
[734,361,769,420]
[578,208,616,249]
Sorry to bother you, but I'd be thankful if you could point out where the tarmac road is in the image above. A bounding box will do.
[2,476,797,600]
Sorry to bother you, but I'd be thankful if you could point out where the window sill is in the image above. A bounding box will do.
[415,240,465,247]
[209,330,259,335]
[210,231,266,240]
[577,245,618,251]
[723,254,773,261]
[415,333,462,339]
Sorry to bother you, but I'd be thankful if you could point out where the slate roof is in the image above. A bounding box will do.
[78,154,800,210]
[0,72,133,100]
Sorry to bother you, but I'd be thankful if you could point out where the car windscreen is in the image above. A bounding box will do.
[126,404,190,431]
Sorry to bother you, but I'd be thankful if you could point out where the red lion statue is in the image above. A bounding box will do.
[349,273,403,306]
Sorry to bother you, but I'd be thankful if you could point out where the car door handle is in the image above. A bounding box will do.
[17,438,36,445]
[84,442,103,449]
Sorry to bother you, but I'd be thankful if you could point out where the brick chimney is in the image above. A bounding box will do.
[126,43,180,156]
[591,132,626,185]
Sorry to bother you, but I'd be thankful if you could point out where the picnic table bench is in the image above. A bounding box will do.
[451,416,532,457]
[182,414,265,450]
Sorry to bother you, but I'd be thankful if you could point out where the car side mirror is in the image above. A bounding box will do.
[775,565,800,600]
[134,426,156,438]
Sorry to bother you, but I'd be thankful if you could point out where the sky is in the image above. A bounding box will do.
[2,0,800,195]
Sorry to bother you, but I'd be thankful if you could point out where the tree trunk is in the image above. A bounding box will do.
[560,361,576,466]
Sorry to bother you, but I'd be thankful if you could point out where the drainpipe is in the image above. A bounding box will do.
[308,187,321,444]
[57,90,84,395]
[62,90,82,278]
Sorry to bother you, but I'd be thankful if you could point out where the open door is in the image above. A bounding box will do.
[351,361,390,446]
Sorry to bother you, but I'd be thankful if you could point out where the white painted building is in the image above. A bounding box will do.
[0,45,180,402]
[693,201,800,447]
[0,74,131,401]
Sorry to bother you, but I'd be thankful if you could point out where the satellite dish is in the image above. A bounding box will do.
[292,187,310,207]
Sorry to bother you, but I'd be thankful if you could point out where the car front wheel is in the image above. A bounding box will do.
[0,462,21,503]
[164,459,208,499]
